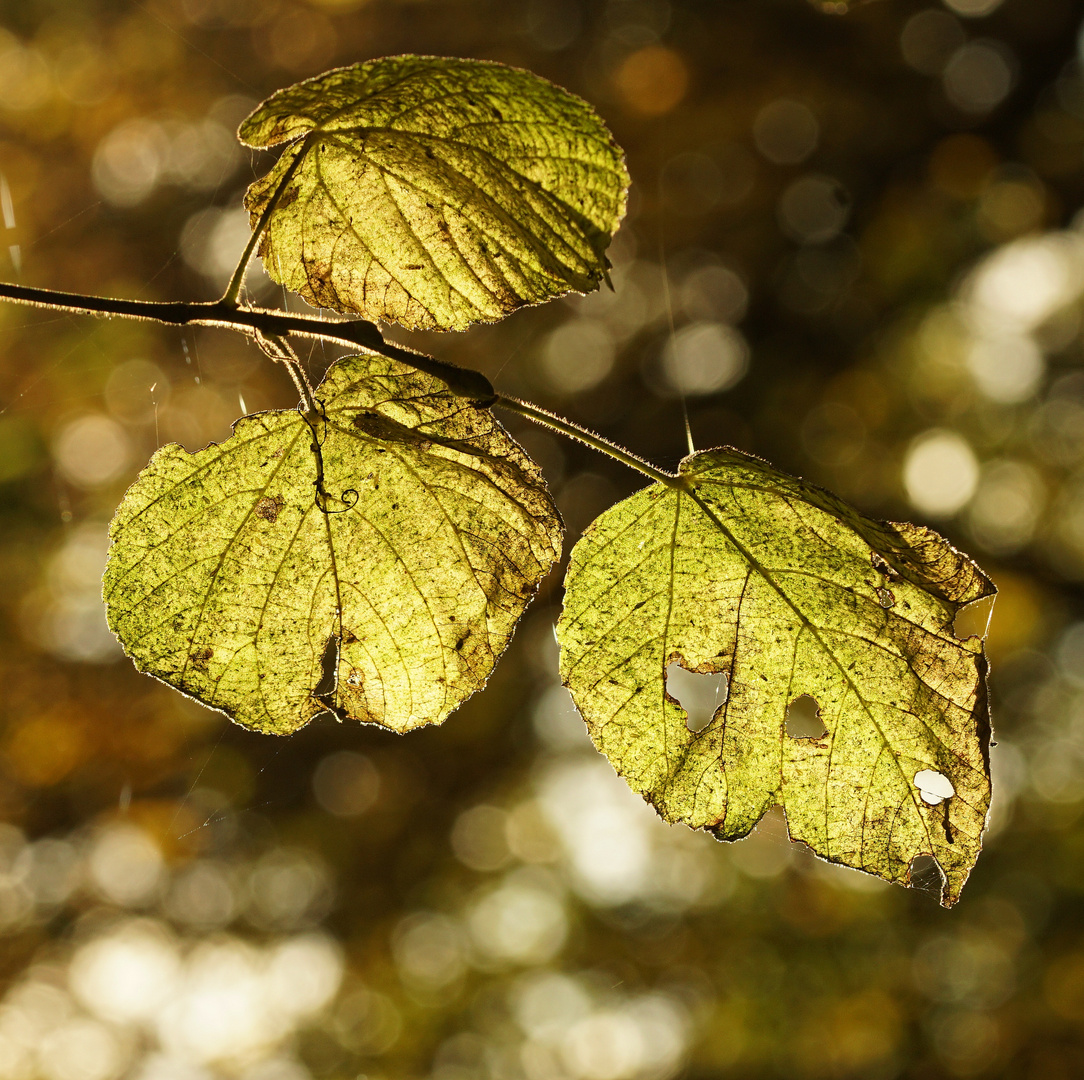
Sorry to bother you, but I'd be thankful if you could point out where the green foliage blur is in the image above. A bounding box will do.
[1,0,1083,1077]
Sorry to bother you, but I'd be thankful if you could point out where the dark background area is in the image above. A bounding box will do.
[2,0,1084,1077]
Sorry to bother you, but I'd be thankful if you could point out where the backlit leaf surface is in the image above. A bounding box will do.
[239,55,629,331]
[104,356,562,735]
[557,448,994,906]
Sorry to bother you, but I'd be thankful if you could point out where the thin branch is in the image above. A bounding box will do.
[494,395,681,487]
[0,279,671,484]
[0,280,495,402]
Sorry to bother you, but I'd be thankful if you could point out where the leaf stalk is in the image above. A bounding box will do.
[493,396,679,487]
[220,141,307,308]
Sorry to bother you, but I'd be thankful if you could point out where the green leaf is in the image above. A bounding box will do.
[239,55,629,331]
[103,356,562,735]
[557,448,994,907]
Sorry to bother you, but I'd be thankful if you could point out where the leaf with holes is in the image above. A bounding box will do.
[103,355,562,735]
[557,448,994,906]
[239,55,629,331]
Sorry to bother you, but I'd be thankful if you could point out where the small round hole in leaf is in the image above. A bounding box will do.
[914,769,955,805]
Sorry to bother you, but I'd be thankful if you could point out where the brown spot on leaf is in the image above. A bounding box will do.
[190,647,214,670]
[255,495,285,523]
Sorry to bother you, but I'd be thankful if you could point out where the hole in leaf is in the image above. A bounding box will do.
[908,853,945,895]
[785,694,827,739]
[953,593,995,640]
[875,586,895,609]
[665,663,728,732]
[313,634,340,705]
[914,768,955,805]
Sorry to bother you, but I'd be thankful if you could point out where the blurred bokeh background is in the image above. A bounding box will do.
[2,0,1084,1076]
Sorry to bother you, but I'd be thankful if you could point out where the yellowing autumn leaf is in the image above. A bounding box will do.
[239,55,629,331]
[103,356,562,735]
[557,448,994,906]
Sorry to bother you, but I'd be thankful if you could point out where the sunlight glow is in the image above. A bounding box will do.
[467,870,568,965]
[53,416,132,490]
[87,826,164,908]
[964,234,1084,335]
[540,318,616,393]
[661,322,749,395]
[70,920,180,1024]
[903,429,979,516]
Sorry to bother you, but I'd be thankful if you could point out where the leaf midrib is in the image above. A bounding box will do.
[681,480,939,859]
